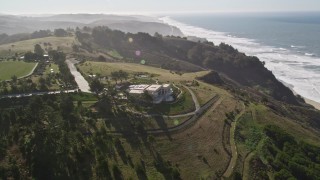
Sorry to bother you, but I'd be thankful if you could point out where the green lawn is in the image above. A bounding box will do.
[0,60,37,81]
[142,86,195,115]
[44,63,59,75]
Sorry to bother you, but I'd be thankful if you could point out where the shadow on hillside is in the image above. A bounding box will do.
[153,116,172,140]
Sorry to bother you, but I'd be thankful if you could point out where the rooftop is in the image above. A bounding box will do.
[146,85,162,92]
[129,84,149,90]
[129,89,145,94]
[163,84,170,88]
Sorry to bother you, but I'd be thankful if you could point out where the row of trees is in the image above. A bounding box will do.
[88,70,129,94]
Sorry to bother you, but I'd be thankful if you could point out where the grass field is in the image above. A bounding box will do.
[0,36,77,56]
[0,60,37,80]
[77,61,210,83]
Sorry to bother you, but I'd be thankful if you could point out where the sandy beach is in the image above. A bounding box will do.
[304,98,320,110]
[280,80,320,110]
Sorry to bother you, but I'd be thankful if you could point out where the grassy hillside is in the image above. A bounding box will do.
[76,27,303,106]
[1,27,320,179]
[0,36,76,56]
[1,66,320,179]
[77,61,209,83]
[226,102,320,179]
[0,60,37,80]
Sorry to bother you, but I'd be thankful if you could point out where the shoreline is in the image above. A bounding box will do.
[161,17,320,110]
[280,80,320,110]
[304,98,320,111]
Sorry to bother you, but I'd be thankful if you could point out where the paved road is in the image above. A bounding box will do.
[0,89,78,99]
[146,95,221,135]
[106,95,221,136]
[183,85,200,111]
[66,59,91,93]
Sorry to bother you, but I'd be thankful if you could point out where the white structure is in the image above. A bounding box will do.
[128,84,174,104]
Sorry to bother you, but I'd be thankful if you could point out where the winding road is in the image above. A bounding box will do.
[107,95,221,136]
[223,102,246,178]
[146,95,221,135]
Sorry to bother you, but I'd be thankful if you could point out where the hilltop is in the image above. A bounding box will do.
[0,14,183,36]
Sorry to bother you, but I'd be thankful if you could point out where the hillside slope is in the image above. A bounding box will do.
[76,27,302,106]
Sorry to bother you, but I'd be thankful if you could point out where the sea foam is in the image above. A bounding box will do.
[160,16,320,103]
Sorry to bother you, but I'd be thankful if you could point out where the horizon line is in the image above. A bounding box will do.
[1,10,320,17]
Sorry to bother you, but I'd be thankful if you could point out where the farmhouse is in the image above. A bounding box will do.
[128,84,174,104]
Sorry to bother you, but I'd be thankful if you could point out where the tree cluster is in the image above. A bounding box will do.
[261,125,320,180]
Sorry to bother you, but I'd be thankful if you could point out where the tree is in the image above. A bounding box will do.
[154,32,162,38]
[89,78,104,95]
[54,29,68,37]
[60,95,74,116]
[118,70,128,82]
[34,44,44,56]
[11,75,17,83]
[98,55,106,61]
[24,51,36,61]
[111,71,120,84]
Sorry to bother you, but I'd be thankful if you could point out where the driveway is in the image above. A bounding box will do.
[66,59,91,93]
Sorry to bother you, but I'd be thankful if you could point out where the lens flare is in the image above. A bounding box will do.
[140,60,146,65]
[128,37,133,43]
[135,50,141,56]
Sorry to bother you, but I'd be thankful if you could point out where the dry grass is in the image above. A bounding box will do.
[189,81,220,105]
[96,86,242,179]
[151,96,240,179]
[77,61,210,83]
[0,36,76,56]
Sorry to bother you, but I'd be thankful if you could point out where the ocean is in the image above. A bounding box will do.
[159,12,320,103]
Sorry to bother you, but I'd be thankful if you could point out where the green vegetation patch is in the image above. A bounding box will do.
[70,92,98,102]
[0,60,37,80]
[261,125,320,180]
[107,50,123,59]
[148,86,195,115]
[236,111,264,151]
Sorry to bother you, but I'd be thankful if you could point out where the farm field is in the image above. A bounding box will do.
[0,60,37,80]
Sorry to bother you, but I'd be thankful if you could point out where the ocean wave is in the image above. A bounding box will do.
[305,53,315,56]
[291,45,305,48]
[160,16,320,103]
